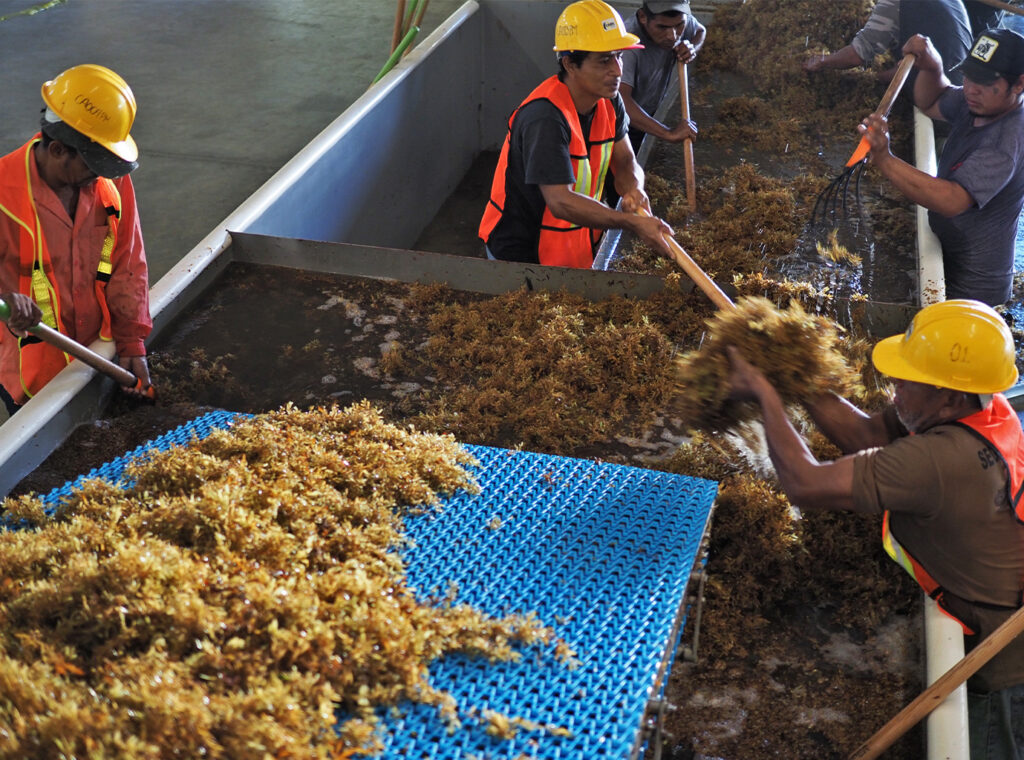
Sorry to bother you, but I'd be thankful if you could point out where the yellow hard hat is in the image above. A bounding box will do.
[41,64,138,165]
[872,299,1019,394]
[553,0,643,53]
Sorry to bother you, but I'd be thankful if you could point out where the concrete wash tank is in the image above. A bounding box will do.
[0,2,971,757]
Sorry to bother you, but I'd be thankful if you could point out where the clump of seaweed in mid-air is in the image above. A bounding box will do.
[671,296,863,433]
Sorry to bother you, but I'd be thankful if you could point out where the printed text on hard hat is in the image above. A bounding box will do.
[75,95,111,123]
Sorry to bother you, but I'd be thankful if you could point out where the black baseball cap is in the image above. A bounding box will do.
[39,109,138,178]
[644,2,691,14]
[953,28,1024,85]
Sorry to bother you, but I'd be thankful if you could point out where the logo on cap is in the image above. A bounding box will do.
[971,35,999,63]
[602,17,616,31]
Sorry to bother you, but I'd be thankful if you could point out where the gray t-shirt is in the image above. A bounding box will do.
[621,12,701,118]
[928,88,1024,305]
[851,0,971,85]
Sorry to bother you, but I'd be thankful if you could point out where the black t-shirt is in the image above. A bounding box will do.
[486,93,628,263]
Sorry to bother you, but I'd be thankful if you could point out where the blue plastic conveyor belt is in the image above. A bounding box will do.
[35,411,719,759]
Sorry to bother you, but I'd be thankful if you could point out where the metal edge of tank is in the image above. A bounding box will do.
[227,232,669,300]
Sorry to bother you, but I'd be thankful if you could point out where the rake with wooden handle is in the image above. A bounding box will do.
[637,207,734,310]
[390,0,406,53]
[811,53,916,225]
[0,297,155,400]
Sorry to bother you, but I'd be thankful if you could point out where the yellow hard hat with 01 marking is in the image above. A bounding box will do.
[872,299,1019,394]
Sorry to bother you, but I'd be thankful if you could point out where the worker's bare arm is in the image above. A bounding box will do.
[860,114,973,216]
[620,84,696,143]
[538,181,675,259]
[803,44,865,73]
[727,347,856,511]
[903,34,951,119]
[609,134,645,200]
[803,392,895,452]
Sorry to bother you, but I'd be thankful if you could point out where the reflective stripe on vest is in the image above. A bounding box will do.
[479,76,617,268]
[0,136,121,398]
[93,177,121,342]
[881,393,1024,633]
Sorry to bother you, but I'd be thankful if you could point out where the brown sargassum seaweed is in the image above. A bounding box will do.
[384,280,708,453]
[671,295,868,433]
[0,403,573,759]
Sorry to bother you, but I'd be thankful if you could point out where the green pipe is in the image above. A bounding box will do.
[372,25,419,85]
[403,0,421,34]
[0,0,65,23]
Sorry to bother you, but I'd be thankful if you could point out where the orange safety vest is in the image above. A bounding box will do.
[0,136,120,399]
[479,76,617,268]
[882,393,1024,633]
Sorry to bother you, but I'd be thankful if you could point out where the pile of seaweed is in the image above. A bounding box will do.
[699,0,906,152]
[0,404,571,758]
[624,164,813,280]
[382,280,714,453]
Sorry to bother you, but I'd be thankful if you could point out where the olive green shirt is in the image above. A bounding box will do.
[852,409,1024,692]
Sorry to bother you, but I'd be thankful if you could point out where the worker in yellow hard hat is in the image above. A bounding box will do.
[479,0,676,268]
[0,64,153,416]
[725,298,1024,758]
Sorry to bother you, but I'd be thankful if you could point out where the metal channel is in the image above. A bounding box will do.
[229,232,671,302]
[631,518,715,760]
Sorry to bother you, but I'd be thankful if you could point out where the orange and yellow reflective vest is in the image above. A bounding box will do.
[479,76,617,268]
[0,135,120,399]
[882,393,1024,633]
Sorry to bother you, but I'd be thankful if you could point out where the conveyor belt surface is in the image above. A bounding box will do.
[34,411,718,758]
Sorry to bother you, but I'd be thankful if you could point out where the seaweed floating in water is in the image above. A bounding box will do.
[383,285,687,453]
[816,228,862,265]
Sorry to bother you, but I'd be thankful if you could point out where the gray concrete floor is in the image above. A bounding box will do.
[0,0,466,282]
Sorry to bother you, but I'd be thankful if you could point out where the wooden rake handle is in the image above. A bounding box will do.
[678,61,697,213]
[846,53,916,166]
[637,208,734,311]
[877,53,916,119]
[0,297,154,398]
[848,603,1024,759]
[390,0,407,53]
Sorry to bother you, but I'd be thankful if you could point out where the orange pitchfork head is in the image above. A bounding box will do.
[811,53,915,227]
